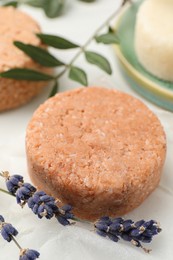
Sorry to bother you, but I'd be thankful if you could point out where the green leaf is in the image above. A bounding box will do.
[42,0,65,18]
[85,51,112,75]
[37,33,79,49]
[0,68,54,81]
[69,66,88,86]
[49,81,59,97]
[14,41,64,67]
[95,33,119,44]
[3,1,18,7]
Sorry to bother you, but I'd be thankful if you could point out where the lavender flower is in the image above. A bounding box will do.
[6,174,24,194]
[20,249,40,260]
[56,204,74,226]
[16,183,36,205]
[95,217,161,252]
[0,215,18,242]
[28,191,58,219]
[0,214,40,259]
[0,215,5,222]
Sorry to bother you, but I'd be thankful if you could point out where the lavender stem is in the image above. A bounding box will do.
[11,235,22,250]
[0,188,15,197]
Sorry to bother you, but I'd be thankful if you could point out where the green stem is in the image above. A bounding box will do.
[72,216,91,224]
[0,188,15,197]
[55,1,128,80]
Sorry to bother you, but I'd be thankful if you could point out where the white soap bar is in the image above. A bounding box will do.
[135,0,173,81]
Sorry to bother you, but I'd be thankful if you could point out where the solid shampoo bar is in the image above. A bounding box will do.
[135,0,173,81]
[26,87,166,220]
[0,7,49,111]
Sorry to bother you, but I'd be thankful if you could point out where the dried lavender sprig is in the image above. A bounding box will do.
[0,171,74,226]
[0,214,40,260]
[0,171,162,252]
[95,216,161,253]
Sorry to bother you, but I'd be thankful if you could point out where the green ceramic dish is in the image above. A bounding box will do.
[114,0,173,111]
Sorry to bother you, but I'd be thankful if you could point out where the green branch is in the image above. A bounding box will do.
[55,5,125,80]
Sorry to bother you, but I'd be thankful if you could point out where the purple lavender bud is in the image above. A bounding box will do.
[6,175,24,194]
[39,204,54,219]
[27,191,45,208]
[150,225,162,235]
[1,228,11,242]
[122,220,134,232]
[142,229,154,238]
[28,191,54,206]
[32,204,39,215]
[45,204,57,215]
[107,233,119,242]
[57,215,70,226]
[95,222,108,232]
[0,215,5,222]
[27,199,36,210]
[134,220,145,228]
[40,195,54,203]
[109,217,125,234]
[24,183,36,193]
[9,175,23,185]
[16,183,36,204]
[140,235,152,243]
[96,229,107,237]
[142,220,154,229]
[109,221,121,233]
[28,191,58,219]
[61,205,72,212]
[6,181,17,194]
[0,223,18,242]
[111,217,124,224]
[20,249,40,260]
[99,216,112,225]
[61,211,74,220]
[37,205,46,219]
[130,228,141,237]
[55,205,74,225]
[47,201,58,209]
[120,233,132,242]
[58,204,74,222]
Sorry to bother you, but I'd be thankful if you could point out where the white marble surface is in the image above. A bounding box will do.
[0,0,173,259]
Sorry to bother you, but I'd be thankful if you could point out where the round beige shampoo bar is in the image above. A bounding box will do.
[26,87,166,220]
[0,7,49,111]
[135,0,173,81]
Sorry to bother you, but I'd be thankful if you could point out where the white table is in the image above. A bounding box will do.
[0,1,173,259]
